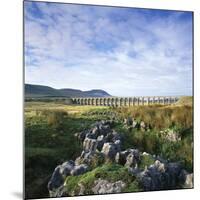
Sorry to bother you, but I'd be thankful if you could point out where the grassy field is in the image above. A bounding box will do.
[25,97,193,199]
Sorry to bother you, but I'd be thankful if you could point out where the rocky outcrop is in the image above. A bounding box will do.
[125,149,140,168]
[130,160,185,191]
[83,138,97,152]
[48,120,193,197]
[70,164,88,176]
[179,169,193,188]
[47,160,89,197]
[123,117,149,131]
[101,142,121,161]
[48,120,122,197]
[115,148,140,168]
[48,160,75,192]
[92,179,126,194]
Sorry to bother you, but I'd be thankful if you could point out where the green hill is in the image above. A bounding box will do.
[25,84,111,98]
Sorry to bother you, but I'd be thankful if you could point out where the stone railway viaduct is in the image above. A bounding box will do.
[72,96,179,106]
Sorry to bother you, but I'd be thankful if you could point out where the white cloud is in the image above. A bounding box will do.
[25,2,193,96]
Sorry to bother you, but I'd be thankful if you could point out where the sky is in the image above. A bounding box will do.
[24,1,193,96]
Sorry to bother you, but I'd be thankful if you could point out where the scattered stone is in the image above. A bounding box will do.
[124,117,133,126]
[140,121,146,131]
[132,119,139,129]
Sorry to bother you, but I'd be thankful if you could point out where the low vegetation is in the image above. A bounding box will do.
[25,97,193,198]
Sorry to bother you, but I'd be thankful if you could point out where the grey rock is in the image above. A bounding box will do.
[49,185,65,198]
[96,135,105,151]
[92,179,126,194]
[183,173,193,188]
[75,150,93,165]
[91,126,99,138]
[83,137,97,152]
[115,151,130,165]
[60,160,75,176]
[111,130,122,143]
[179,169,193,188]
[115,149,140,166]
[70,164,89,176]
[140,121,146,130]
[101,142,120,160]
[48,160,75,192]
[98,124,111,137]
[125,149,140,168]
[48,166,64,192]
[136,160,183,191]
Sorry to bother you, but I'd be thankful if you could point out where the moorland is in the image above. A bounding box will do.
[25,96,193,199]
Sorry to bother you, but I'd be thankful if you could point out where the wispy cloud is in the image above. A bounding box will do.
[24,1,193,96]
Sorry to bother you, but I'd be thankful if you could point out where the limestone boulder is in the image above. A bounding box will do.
[136,160,183,191]
[70,164,89,176]
[48,160,75,192]
[92,179,126,194]
[101,142,120,160]
[83,137,97,152]
[96,135,105,151]
[125,149,140,168]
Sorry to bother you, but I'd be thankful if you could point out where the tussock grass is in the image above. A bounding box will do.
[113,104,193,130]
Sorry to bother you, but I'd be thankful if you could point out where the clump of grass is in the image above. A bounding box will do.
[113,104,192,130]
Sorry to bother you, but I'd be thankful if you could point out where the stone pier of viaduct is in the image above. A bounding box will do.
[72,96,179,106]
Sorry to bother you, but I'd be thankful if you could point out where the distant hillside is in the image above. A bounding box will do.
[25,84,111,98]
[175,96,193,106]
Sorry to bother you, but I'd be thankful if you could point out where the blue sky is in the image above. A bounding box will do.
[24,1,193,96]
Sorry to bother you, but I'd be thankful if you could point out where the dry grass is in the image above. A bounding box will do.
[114,104,193,130]
[25,102,108,115]
[175,96,193,106]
